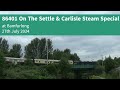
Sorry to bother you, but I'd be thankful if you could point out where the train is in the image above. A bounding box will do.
[4,57,73,65]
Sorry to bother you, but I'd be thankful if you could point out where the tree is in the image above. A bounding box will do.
[25,43,33,59]
[9,44,22,58]
[24,38,53,62]
[53,49,63,60]
[59,54,72,79]
[104,56,117,73]
[42,38,53,59]
[113,57,120,66]
[97,60,104,66]
[52,48,80,64]
[24,38,40,62]
[46,64,58,76]
[24,59,34,66]
[0,38,2,49]
[39,38,46,59]
[0,37,9,56]
[94,65,105,75]
[64,48,71,54]
[63,48,71,60]
[0,52,5,78]
[70,53,80,64]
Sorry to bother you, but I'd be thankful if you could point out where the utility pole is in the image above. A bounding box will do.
[101,55,103,66]
[37,41,39,59]
[46,39,48,65]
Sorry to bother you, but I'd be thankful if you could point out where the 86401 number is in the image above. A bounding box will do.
[2,16,18,21]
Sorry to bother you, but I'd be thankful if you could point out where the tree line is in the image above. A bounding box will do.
[0,37,80,62]
[93,55,120,79]
[1,37,120,79]
[96,56,120,73]
[0,37,79,79]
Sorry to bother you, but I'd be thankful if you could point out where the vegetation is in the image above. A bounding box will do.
[1,37,120,79]
[24,38,53,60]
[91,56,120,79]
[1,59,74,79]
[0,37,9,56]
[59,54,74,79]
[0,37,77,79]
[0,52,5,79]
[8,44,23,58]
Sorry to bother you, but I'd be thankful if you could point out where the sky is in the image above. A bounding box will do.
[1,11,120,61]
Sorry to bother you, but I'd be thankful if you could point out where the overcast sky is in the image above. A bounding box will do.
[1,11,120,61]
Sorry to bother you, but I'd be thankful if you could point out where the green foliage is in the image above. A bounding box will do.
[109,72,120,79]
[3,65,56,79]
[70,53,80,63]
[53,48,80,64]
[64,48,71,59]
[0,37,77,79]
[9,44,22,58]
[97,60,104,66]
[94,65,105,75]
[25,38,41,59]
[24,37,80,64]
[53,49,63,60]
[64,48,71,54]
[59,55,72,79]
[67,72,75,79]
[46,39,53,59]
[46,64,58,76]
[0,37,9,56]
[105,67,120,79]
[24,59,34,66]
[113,57,120,66]
[24,38,53,59]
[104,56,117,73]
[0,52,5,78]
[91,75,105,79]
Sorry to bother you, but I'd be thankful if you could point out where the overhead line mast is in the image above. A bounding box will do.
[46,38,48,65]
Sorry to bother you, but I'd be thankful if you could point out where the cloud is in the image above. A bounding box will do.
[1,36,120,61]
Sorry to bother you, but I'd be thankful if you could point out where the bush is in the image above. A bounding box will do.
[67,72,75,79]
[46,64,58,76]
[94,65,105,75]
[59,56,72,79]
[0,52,5,79]
[24,59,34,66]
[3,64,56,79]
